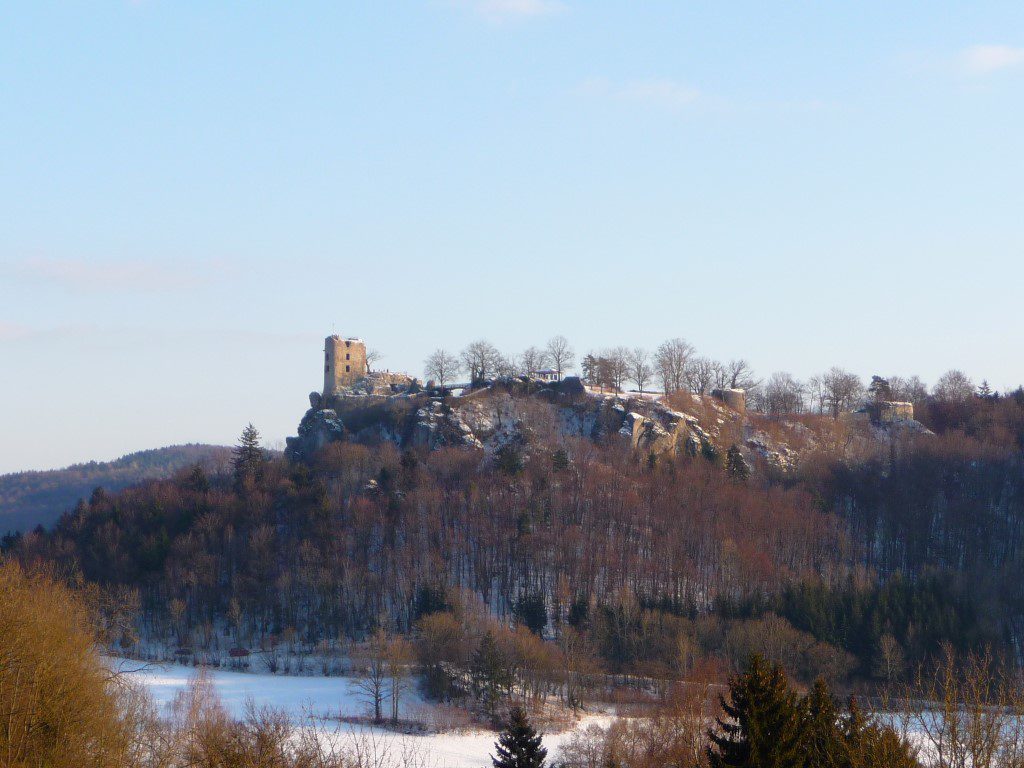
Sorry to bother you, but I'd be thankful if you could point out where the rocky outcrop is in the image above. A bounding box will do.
[411,401,483,449]
[288,383,737,465]
[285,407,346,461]
[288,375,929,478]
[327,372,418,400]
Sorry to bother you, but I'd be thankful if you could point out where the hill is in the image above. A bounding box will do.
[9,380,1024,691]
[0,444,232,533]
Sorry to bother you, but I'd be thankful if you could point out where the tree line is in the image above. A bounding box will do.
[422,335,1014,423]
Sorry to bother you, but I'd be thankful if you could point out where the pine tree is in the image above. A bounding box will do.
[868,375,892,402]
[472,631,512,720]
[707,654,803,768]
[726,445,750,482]
[801,679,848,768]
[232,423,265,487]
[185,464,210,493]
[491,705,547,768]
[842,697,919,768]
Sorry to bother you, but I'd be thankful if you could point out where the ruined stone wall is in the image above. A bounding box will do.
[871,400,914,423]
[712,388,746,413]
[323,336,367,397]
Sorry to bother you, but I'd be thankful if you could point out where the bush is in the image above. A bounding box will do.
[0,562,132,767]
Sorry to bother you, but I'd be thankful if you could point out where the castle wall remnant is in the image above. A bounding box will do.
[711,388,746,413]
[324,336,367,397]
[868,400,914,424]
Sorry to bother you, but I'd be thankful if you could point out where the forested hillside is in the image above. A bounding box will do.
[8,384,1024,690]
[0,444,231,533]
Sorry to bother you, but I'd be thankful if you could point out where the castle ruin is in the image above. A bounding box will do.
[323,336,368,398]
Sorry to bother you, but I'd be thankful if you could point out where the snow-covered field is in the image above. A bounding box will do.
[115,659,609,768]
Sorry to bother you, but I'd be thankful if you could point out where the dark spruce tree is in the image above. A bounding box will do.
[491,705,547,768]
[842,697,920,768]
[471,630,512,721]
[708,654,803,768]
[725,445,750,482]
[801,679,848,768]
[232,423,265,488]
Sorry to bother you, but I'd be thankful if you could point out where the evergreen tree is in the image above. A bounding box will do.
[868,376,892,401]
[472,631,512,720]
[725,445,750,482]
[551,449,570,472]
[801,679,848,768]
[491,705,547,768]
[708,654,803,768]
[185,464,210,493]
[232,423,265,487]
[842,697,919,768]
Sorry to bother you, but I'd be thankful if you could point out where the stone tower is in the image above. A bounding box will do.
[323,335,368,397]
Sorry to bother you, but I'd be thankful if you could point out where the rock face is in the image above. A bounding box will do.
[287,376,728,465]
[286,408,346,461]
[287,375,936,476]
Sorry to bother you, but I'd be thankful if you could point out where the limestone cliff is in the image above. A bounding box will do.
[286,376,930,472]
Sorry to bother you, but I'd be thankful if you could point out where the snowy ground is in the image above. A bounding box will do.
[114,659,610,768]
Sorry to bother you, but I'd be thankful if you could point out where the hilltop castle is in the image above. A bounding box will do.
[323,336,368,398]
[321,335,415,400]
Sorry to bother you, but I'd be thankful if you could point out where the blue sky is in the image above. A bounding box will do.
[1,1,1023,473]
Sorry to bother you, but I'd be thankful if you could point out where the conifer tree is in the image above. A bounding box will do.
[868,375,892,401]
[801,679,848,768]
[186,464,210,493]
[726,445,750,482]
[472,630,512,720]
[842,697,919,768]
[707,654,803,768]
[232,423,265,487]
[491,704,547,768]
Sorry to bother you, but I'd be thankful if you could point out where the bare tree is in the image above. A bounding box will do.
[365,349,383,372]
[545,335,575,378]
[607,347,630,392]
[518,346,549,377]
[757,372,805,415]
[627,347,654,393]
[886,645,1024,768]
[873,634,904,683]
[933,369,975,402]
[423,349,461,391]
[493,353,518,379]
[655,338,695,394]
[353,629,389,724]
[386,635,415,724]
[889,374,928,403]
[461,340,502,383]
[723,359,757,390]
[686,357,719,395]
[811,367,864,418]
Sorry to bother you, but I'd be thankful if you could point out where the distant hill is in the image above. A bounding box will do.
[0,445,232,533]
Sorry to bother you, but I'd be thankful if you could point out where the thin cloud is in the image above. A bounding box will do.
[0,323,34,341]
[11,257,217,292]
[581,78,701,109]
[958,44,1024,75]
[451,0,566,23]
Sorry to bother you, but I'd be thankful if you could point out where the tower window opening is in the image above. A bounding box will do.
[345,365,350,372]
[346,353,350,360]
